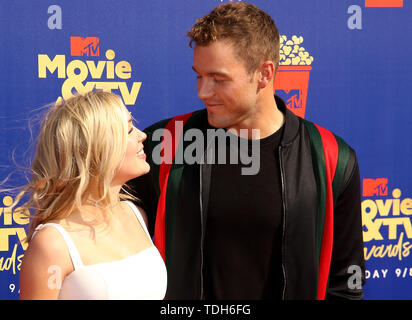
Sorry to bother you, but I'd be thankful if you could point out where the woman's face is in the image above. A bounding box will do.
[112,110,150,185]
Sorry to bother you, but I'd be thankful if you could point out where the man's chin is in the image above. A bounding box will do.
[206,112,227,129]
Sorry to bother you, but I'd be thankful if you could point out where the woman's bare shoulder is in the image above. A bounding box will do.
[121,200,148,227]
[23,222,76,274]
[23,224,72,271]
[19,224,73,300]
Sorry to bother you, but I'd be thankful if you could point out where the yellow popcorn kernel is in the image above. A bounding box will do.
[292,56,301,65]
[299,51,309,59]
[292,35,299,45]
[283,46,292,56]
[292,45,299,53]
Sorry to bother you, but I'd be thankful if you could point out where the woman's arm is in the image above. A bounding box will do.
[19,226,73,300]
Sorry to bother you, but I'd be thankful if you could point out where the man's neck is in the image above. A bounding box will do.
[228,95,285,139]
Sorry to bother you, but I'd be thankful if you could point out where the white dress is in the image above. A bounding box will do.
[32,201,167,300]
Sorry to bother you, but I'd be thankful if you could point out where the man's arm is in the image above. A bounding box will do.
[327,149,366,299]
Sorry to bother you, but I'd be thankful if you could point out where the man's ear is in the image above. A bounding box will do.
[257,61,275,89]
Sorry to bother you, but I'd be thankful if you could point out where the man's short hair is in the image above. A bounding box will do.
[187,2,280,74]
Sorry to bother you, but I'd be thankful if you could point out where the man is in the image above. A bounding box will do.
[128,2,365,300]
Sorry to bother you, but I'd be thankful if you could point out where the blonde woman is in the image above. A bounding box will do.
[17,91,167,299]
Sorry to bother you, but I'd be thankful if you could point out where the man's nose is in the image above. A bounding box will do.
[197,78,214,100]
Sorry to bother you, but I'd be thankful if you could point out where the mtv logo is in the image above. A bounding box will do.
[363,178,388,197]
[275,89,304,110]
[275,89,306,118]
[274,66,311,119]
[70,36,99,56]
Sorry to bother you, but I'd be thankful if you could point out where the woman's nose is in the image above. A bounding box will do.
[137,129,146,142]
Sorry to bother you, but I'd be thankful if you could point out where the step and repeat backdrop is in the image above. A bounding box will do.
[0,0,411,300]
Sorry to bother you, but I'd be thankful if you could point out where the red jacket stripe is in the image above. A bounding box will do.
[314,124,339,299]
[154,112,193,262]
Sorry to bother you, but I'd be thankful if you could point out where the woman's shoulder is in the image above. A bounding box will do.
[31,221,65,242]
[24,223,73,272]
[19,224,73,299]
[120,200,148,227]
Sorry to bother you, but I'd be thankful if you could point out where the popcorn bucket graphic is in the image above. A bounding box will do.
[275,35,313,119]
[274,66,312,119]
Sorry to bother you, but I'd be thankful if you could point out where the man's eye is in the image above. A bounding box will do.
[128,127,134,134]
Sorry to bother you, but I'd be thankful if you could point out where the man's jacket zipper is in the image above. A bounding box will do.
[279,145,287,300]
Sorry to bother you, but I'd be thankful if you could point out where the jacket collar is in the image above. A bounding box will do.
[275,95,301,147]
[198,95,301,147]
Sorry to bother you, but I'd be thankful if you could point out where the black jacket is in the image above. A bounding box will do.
[128,96,365,300]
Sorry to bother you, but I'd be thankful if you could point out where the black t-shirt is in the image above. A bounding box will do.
[204,125,285,299]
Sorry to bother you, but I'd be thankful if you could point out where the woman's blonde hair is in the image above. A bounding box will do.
[14,91,131,241]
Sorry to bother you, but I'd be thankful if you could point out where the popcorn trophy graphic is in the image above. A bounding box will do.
[274,35,314,119]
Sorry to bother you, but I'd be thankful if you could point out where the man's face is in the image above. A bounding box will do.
[192,40,259,131]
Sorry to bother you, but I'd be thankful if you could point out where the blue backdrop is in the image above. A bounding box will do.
[0,0,411,299]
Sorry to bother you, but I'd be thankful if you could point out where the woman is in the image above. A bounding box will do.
[18,91,167,299]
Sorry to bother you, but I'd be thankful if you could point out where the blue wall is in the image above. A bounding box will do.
[0,0,411,299]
